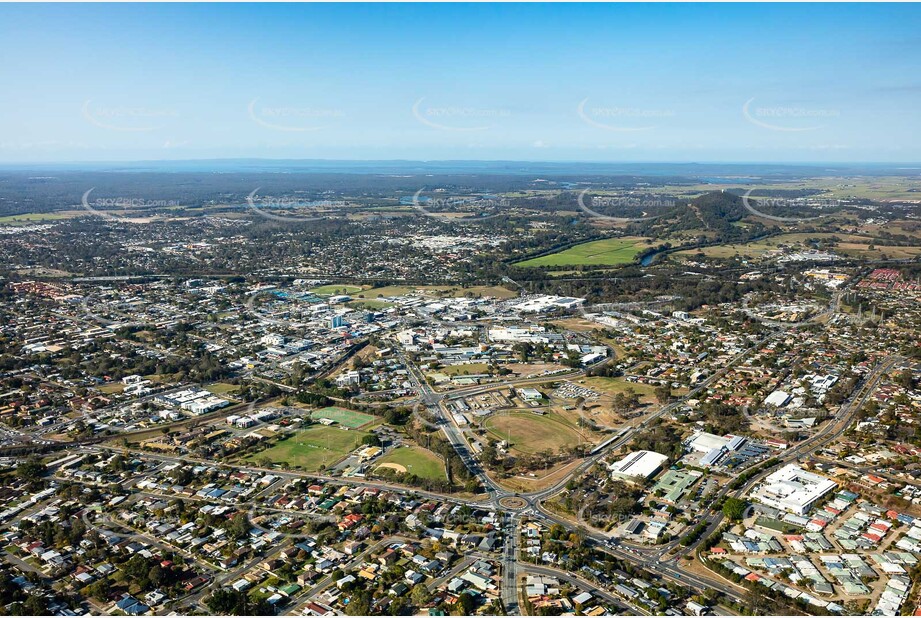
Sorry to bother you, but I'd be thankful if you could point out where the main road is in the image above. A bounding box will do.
[397,288,883,613]
[40,288,872,615]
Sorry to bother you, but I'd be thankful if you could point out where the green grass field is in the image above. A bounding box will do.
[674,231,921,261]
[515,237,649,268]
[346,299,395,310]
[360,284,517,299]
[834,242,921,260]
[0,211,82,225]
[204,382,240,396]
[12,267,73,278]
[375,446,447,480]
[440,363,491,376]
[359,285,425,297]
[310,406,377,428]
[96,383,125,394]
[309,284,365,296]
[246,426,369,471]
[604,177,921,202]
[453,285,518,299]
[483,412,584,454]
[583,376,681,404]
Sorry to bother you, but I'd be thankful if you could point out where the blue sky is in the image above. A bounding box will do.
[1,3,919,163]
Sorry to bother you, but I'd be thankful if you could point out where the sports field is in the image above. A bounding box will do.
[347,299,394,310]
[374,446,447,481]
[515,237,649,268]
[361,284,517,299]
[440,363,491,376]
[311,406,376,428]
[309,284,365,296]
[483,412,584,454]
[246,426,369,471]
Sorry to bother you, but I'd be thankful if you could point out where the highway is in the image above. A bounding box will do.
[501,514,522,615]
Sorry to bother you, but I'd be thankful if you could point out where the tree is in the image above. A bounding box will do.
[206,589,272,615]
[228,512,251,540]
[456,591,478,615]
[411,583,431,606]
[361,434,382,447]
[121,555,152,589]
[85,577,111,601]
[16,458,47,486]
[743,584,780,615]
[481,442,499,466]
[384,407,410,425]
[654,384,672,404]
[148,564,166,588]
[722,497,748,521]
[21,595,48,616]
[345,591,372,615]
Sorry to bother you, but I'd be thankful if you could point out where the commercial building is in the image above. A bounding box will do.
[518,387,543,402]
[753,464,838,516]
[336,370,361,387]
[512,295,586,313]
[609,450,668,481]
[685,431,731,454]
[653,469,703,503]
[226,415,256,429]
[764,390,792,407]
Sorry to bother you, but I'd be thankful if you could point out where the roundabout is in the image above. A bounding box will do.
[498,495,528,511]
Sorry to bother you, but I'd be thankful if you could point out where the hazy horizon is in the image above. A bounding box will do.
[2,3,920,164]
[2,158,920,177]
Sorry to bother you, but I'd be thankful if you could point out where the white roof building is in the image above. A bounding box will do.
[518,387,543,401]
[685,431,731,454]
[609,450,668,480]
[764,390,792,407]
[513,295,586,313]
[752,464,837,516]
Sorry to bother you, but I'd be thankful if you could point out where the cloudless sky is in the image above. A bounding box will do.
[1,2,920,163]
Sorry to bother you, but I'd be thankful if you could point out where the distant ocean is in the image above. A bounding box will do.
[0,160,916,178]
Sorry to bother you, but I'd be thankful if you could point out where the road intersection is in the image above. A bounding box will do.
[27,289,888,615]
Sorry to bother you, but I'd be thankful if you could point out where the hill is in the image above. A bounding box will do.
[627,191,767,243]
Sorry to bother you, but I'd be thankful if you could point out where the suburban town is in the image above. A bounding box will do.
[2,3,921,616]
[1,164,921,617]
